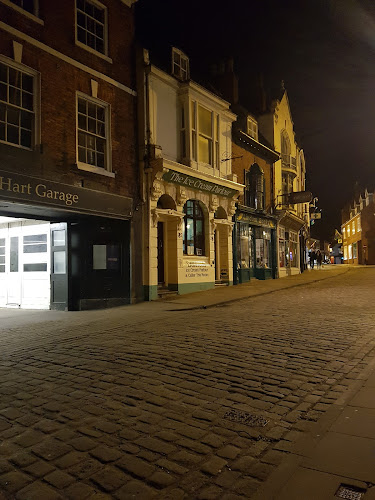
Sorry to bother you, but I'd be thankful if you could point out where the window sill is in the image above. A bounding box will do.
[76,162,115,178]
[0,0,44,24]
[75,40,113,64]
[0,139,33,151]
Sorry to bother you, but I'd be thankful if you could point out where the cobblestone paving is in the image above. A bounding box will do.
[0,268,375,499]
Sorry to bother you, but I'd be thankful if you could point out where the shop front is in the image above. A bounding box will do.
[144,162,242,300]
[233,208,277,283]
[277,211,306,277]
[0,169,133,310]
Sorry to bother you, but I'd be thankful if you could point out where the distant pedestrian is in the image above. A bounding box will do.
[316,250,323,269]
[310,250,316,269]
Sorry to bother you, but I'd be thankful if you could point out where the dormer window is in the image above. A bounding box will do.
[247,116,258,140]
[172,48,189,81]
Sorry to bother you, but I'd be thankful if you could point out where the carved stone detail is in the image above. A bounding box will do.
[176,185,187,207]
[209,194,219,212]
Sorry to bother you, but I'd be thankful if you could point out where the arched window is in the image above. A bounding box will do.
[183,200,205,256]
[245,163,264,210]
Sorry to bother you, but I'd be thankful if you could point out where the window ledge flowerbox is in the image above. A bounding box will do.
[76,162,115,178]
[0,0,44,24]
[75,40,113,64]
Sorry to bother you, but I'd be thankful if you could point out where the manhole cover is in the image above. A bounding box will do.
[224,409,269,427]
[335,484,366,499]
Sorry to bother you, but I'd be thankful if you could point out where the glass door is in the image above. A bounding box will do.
[50,223,68,310]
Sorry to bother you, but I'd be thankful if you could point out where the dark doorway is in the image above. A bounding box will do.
[157,222,164,285]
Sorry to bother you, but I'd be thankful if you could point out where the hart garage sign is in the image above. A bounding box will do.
[0,169,132,218]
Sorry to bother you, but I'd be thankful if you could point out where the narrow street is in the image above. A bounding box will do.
[0,267,375,499]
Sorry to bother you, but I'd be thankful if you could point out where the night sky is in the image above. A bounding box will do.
[135,0,375,240]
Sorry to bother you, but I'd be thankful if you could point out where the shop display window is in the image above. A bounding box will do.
[237,224,253,269]
[255,228,271,268]
[183,200,205,256]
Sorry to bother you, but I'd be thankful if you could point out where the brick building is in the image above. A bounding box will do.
[231,107,279,282]
[342,190,375,265]
[0,0,140,310]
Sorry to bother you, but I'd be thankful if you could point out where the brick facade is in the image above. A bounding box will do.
[0,0,138,200]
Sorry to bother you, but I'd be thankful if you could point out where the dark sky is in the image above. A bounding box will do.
[135,0,375,240]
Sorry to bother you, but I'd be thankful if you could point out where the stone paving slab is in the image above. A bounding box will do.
[0,267,373,499]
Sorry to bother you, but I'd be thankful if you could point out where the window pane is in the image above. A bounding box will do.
[24,263,47,272]
[199,136,211,164]
[24,234,47,243]
[53,230,66,246]
[198,106,212,137]
[20,129,31,148]
[23,243,47,253]
[10,236,18,272]
[7,124,19,144]
[22,73,33,92]
[9,87,21,106]
[7,107,19,126]
[53,251,66,274]
[0,64,7,84]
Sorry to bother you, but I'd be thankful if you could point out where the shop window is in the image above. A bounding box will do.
[245,163,264,210]
[353,242,357,259]
[0,238,5,272]
[289,231,298,267]
[76,0,107,55]
[237,224,253,269]
[343,245,348,260]
[93,243,120,271]
[278,227,285,268]
[172,48,189,81]
[183,200,205,256]
[348,244,352,260]
[255,228,271,268]
[0,60,35,149]
[77,94,110,174]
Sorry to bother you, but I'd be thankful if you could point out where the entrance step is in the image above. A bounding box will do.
[215,281,229,287]
[157,288,178,299]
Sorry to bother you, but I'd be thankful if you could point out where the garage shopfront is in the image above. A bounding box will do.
[0,169,132,310]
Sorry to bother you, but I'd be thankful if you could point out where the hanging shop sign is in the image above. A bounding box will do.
[287,191,313,204]
[163,169,238,198]
[237,212,275,228]
[310,212,322,220]
[0,169,132,218]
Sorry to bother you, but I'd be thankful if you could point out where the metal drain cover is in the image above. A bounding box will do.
[335,484,366,499]
[224,409,269,427]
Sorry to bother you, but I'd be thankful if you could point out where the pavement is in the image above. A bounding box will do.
[0,265,375,499]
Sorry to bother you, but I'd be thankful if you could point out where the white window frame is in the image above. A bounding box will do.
[0,56,40,151]
[172,47,189,81]
[76,92,114,178]
[0,0,43,24]
[247,116,258,140]
[75,0,112,63]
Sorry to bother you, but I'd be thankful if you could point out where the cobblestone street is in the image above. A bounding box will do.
[0,267,375,499]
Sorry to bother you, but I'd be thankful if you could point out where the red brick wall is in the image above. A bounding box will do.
[0,1,138,201]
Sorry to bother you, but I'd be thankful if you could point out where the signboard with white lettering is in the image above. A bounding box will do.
[163,170,239,198]
[0,169,132,219]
